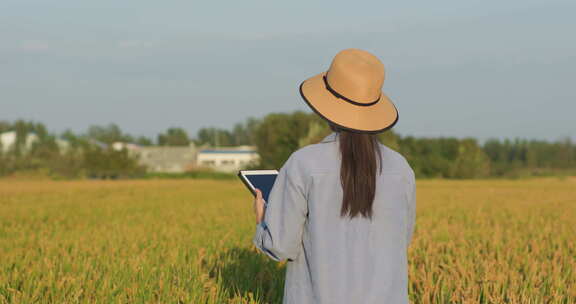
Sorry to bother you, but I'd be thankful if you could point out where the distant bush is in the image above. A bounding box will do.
[83,147,146,179]
[144,170,236,180]
[2,117,575,181]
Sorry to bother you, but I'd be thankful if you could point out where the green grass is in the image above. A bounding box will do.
[0,177,575,303]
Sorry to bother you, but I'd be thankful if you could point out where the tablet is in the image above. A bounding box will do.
[238,170,279,202]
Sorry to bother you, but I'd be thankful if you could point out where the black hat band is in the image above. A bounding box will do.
[323,75,380,107]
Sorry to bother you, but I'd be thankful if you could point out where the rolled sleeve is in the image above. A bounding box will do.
[253,221,282,261]
[252,153,308,262]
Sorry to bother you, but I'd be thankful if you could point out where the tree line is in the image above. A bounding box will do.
[245,112,576,178]
[0,113,574,179]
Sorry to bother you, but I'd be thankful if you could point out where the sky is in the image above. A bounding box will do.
[1,0,575,144]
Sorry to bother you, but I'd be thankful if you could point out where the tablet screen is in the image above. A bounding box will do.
[245,174,277,202]
[239,170,278,202]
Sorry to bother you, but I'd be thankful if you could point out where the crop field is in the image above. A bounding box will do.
[0,177,574,303]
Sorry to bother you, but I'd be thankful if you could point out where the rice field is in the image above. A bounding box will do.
[0,177,574,303]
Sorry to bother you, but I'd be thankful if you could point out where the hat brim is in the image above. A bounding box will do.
[299,72,399,134]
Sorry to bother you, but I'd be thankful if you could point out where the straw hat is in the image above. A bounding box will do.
[299,48,399,134]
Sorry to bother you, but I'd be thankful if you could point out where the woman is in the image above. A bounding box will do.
[252,48,417,304]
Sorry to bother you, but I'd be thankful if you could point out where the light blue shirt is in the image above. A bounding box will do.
[253,131,417,304]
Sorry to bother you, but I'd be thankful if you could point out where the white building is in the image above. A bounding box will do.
[55,139,71,154]
[0,131,39,154]
[113,142,198,173]
[112,142,140,152]
[197,145,260,172]
[110,141,260,174]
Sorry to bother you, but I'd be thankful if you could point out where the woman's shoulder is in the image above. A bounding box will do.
[287,140,330,160]
[280,143,331,178]
[283,144,318,169]
[377,143,415,179]
[284,141,414,179]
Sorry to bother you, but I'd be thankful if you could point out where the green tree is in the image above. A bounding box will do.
[195,127,234,147]
[229,117,262,146]
[83,146,145,179]
[377,130,401,152]
[449,138,491,178]
[0,120,10,133]
[255,111,316,168]
[87,124,133,145]
[157,128,190,146]
[298,118,331,148]
[135,136,153,146]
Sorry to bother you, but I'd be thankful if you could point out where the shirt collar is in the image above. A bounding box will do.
[320,131,339,143]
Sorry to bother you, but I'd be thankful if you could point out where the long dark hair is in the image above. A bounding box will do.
[329,123,383,220]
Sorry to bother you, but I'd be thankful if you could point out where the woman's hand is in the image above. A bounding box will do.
[253,188,266,225]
